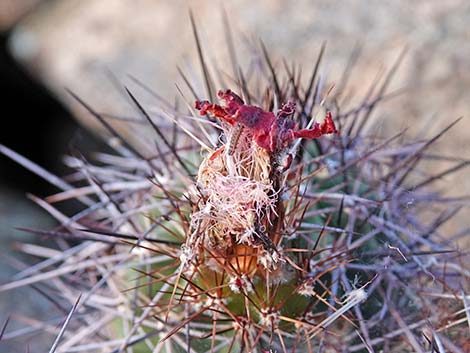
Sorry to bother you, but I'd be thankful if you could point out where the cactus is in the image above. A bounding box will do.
[1,21,469,353]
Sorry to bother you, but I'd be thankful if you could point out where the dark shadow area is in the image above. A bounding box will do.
[0,31,72,196]
[0,31,103,197]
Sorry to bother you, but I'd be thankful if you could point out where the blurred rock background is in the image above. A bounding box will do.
[0,0,469,351]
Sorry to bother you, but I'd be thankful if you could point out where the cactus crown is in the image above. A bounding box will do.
[1,20,469,353]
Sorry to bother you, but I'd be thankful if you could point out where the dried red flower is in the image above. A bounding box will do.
[195,89,338,152]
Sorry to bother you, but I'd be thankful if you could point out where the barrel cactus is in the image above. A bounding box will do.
[1,22,469,353]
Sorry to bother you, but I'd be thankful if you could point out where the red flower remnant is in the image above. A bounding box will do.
[195,90,338,152]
